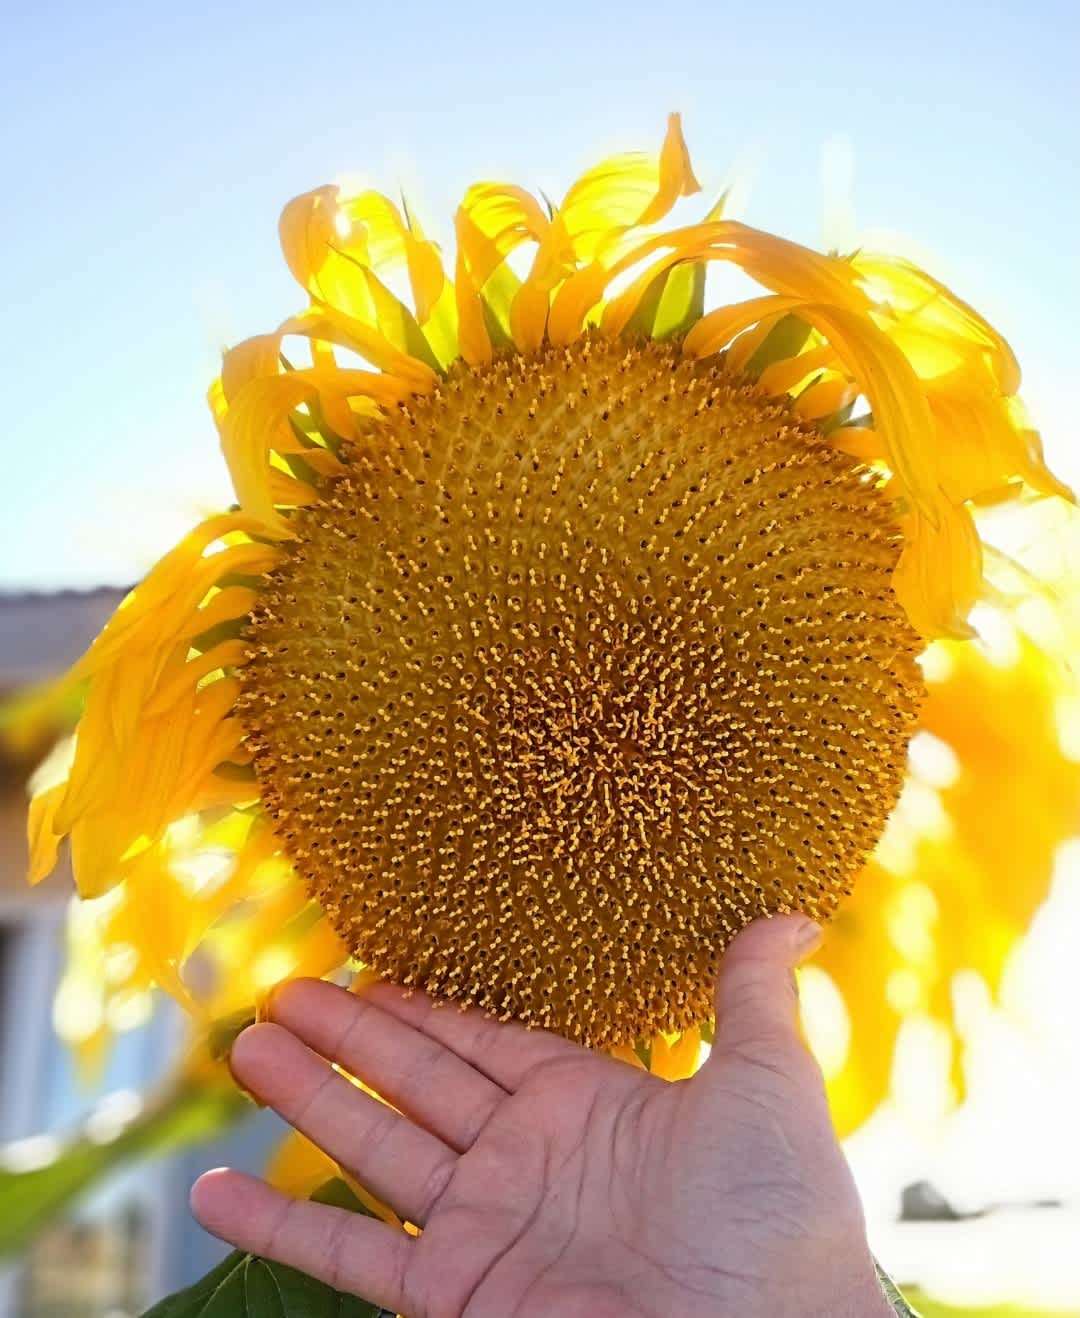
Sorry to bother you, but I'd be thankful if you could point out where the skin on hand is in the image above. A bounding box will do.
[191,915,893,1318]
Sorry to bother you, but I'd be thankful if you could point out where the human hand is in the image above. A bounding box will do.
[192,915,893,1318]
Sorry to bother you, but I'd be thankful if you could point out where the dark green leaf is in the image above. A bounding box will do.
[144,1250,385,1318]
[142,1252,247,1317]
[309,1177,371,1214]
[243,1258,286,1317]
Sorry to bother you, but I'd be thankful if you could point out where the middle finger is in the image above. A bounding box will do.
[231,1022,457,1225]
[271,979,504,1151]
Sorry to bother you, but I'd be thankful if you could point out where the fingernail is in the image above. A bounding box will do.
[791,918,823,959]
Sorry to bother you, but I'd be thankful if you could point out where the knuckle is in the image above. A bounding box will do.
[418,1155,456,1220]
[290,1067,337,1129]
[321,1209,353,1291]
[336,996,376,1059]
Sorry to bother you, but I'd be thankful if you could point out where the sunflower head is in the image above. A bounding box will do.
[30,115,1071,1053]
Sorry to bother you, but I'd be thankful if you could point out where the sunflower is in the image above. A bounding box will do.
[29,116,1071,1067]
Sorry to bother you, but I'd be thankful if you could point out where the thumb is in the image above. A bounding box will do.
[707,914,822,1069]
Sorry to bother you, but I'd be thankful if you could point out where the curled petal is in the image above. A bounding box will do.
[559,112,701,261]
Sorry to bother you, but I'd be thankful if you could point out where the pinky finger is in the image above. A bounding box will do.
[191,1168,414,1314]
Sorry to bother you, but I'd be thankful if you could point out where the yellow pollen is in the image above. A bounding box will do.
[239,334,925,1048]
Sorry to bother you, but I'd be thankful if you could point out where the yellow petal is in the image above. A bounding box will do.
[508,278,551,353]
[559,112,700,261]
[813,865,907,1137]
[854,254,1021,394]
[649,1028,704,1081]
[791,375,858,420]
[218,375,316,532]
[266,1129,342,1200]
[926,377,1073,506]
[547,262,612,346]
[280,308,437,390]
[453,208,493,366]
[458,183,548,283]
[639,112,702,225]
[220,333,284,405]
[27,781,66,886]
[608,1043,648,1071]
[279,186,339,297]
[681,293,802,359]
[893,507,981,639]
[756,343,838,396]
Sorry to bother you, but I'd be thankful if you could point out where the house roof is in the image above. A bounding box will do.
[0,588,128,688]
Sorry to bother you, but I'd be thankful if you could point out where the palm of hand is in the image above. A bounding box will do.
[193,918,887,1318]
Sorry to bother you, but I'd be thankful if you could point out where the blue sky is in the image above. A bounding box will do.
[2,0,1077,589]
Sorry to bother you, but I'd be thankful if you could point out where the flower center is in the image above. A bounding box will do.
[240,334,924,1047]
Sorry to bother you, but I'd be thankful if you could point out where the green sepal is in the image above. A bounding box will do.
[320,245,442,376]
[206,1009,258,1063]
[479,263,521,352]
[742,313,813,378]
[419,278,461,371]
[277,448,324,489]
[141,1180,383,1317]
[207,760,258,784]
[818,398,857,436]
[624,261,706,342]
[189,615,249,655]
[361,267,443,375]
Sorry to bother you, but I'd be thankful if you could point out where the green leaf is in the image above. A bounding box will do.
[243,1258,286,1317]
[141,1180,384,1317]
[0,1080,248,1259]
[623,261,706,342]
